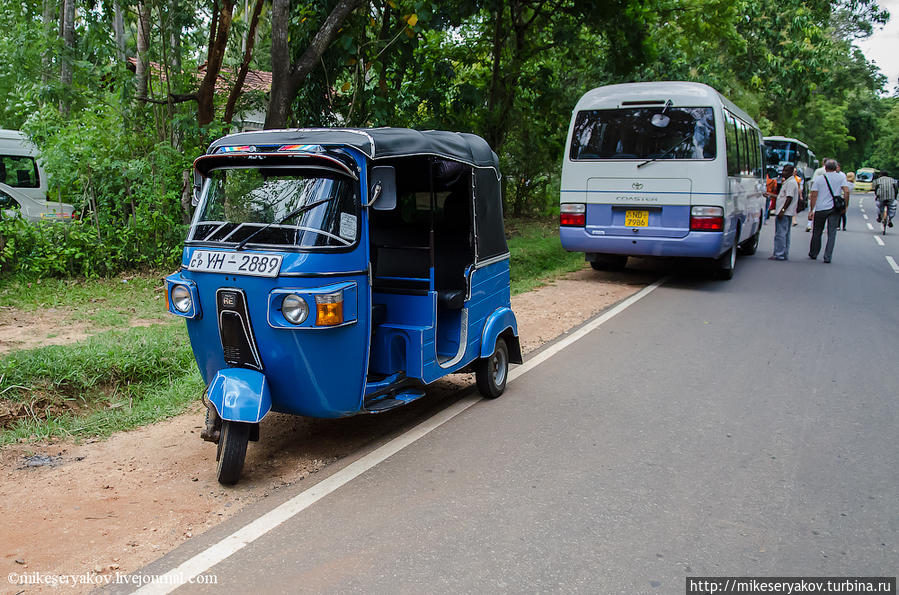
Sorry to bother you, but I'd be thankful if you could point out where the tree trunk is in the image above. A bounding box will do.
[265,0,292,129]
[484,0,507,150]
[59,0,75,113]
[169,0,182,76]
[113,2,126,63]
[224,0,264,124]
[136,2,151,102]
[197,0,236,125]
[265,0,365,129]
[41,0,55,85]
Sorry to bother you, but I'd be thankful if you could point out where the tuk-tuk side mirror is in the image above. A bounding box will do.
[192,169,204,207]
[368,166,397,211]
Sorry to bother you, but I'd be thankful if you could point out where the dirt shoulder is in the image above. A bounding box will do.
[1,266,650,592]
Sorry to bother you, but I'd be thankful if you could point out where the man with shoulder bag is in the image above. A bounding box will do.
[807,159,850,263]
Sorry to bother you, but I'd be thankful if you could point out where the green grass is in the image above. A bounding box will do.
[0,323,202,444]
[507,217,585,295]
[0,272,171,325]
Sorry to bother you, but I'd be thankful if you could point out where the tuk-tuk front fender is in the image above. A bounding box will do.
[206,368,272,424]
[480,307,523,364]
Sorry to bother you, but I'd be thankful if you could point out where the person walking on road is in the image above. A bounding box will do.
[874,170,897,228]
[770,163,799,260]
[808,159,849,263]
[807,159,828,232]
[841,171,855,231]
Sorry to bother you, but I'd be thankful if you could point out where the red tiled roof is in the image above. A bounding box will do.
[126,57,272,94]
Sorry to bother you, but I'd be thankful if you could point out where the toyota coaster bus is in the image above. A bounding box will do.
[559,82,765,280]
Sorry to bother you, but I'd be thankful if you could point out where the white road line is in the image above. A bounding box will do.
[867,223,874,230]
[875,236,885,246]
[887,256,899,273]
[863,214,869,220]
[132,278,668,595]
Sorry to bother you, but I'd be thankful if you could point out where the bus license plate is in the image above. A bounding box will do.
[188,251,282,277]
[625,210,649,227]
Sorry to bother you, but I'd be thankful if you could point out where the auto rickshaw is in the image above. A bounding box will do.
[165,128,522,484]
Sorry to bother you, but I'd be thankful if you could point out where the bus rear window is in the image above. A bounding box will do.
[569,107,716,161]
[0,155,40,188]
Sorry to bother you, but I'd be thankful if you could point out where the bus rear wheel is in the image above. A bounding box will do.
[738,219,761,256]
[715,243,736,280]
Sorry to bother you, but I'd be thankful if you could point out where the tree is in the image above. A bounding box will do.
[224,0,265,123]
[197,0,237,125]
[870,100,899,174]
[265,0,366,129]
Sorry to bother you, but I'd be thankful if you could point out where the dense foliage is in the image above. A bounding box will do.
[0,0,894,277]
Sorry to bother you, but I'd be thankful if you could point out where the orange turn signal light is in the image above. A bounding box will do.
[315,292,344,326]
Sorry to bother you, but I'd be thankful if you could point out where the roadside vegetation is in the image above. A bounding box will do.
[508,218,583,295]
[0,324,201,444]
[0,273,169,324]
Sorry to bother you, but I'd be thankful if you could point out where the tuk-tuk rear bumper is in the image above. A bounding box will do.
[205,368,272,424]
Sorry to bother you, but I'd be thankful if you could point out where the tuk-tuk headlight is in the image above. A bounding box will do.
[315,291,344,326]
[171,285,193,313]
[282,294,309,324]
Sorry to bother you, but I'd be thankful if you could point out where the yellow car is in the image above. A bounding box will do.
[855,168,876,192]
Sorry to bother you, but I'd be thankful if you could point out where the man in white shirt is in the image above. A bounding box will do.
[807,159,850,263]
[770,163,799,260]
[806,160,828,231]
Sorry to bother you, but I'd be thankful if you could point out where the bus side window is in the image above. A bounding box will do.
[725,112,739,177]
[753,130,763,178]
[738,121,749,176]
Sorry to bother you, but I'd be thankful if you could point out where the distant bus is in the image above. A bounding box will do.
[764,136,817,182]
[559,81,765,280]
[763,136,817,210]
[855,168,876,193]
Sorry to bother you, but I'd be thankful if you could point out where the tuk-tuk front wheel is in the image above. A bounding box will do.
[216,420,252,485]
[476,337,509,399]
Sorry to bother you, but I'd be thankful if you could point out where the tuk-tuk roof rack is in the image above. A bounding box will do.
[206,128,500,178]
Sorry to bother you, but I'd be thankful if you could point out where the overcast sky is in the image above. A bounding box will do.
[854,0,899,92]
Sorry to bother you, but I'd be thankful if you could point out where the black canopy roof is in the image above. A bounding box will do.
[207,128,500,175]
[205,127,508,261]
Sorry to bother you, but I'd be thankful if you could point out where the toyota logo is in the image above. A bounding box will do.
[632,182,644,190]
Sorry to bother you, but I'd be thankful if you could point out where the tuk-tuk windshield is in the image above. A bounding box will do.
[189,167,359,249]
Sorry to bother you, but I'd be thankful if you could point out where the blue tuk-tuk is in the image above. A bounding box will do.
[165,128,522,484]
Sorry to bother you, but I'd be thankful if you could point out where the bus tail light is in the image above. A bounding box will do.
[690,206,724,231]
[560,203,586,226]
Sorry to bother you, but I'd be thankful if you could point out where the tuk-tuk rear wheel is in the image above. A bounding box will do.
[476,337,509,399]
[216,420,251,485]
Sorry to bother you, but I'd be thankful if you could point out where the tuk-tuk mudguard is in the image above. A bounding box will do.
[480,307,523,364]
[206,368,272,424]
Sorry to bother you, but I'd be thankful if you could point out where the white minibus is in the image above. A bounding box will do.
[0,129,74,221]
[559,82,765,279]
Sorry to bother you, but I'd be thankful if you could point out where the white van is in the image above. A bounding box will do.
[559,82,765,279]
[0,129,74,222]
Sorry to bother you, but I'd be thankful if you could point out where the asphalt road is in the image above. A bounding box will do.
[129,193,898,594]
